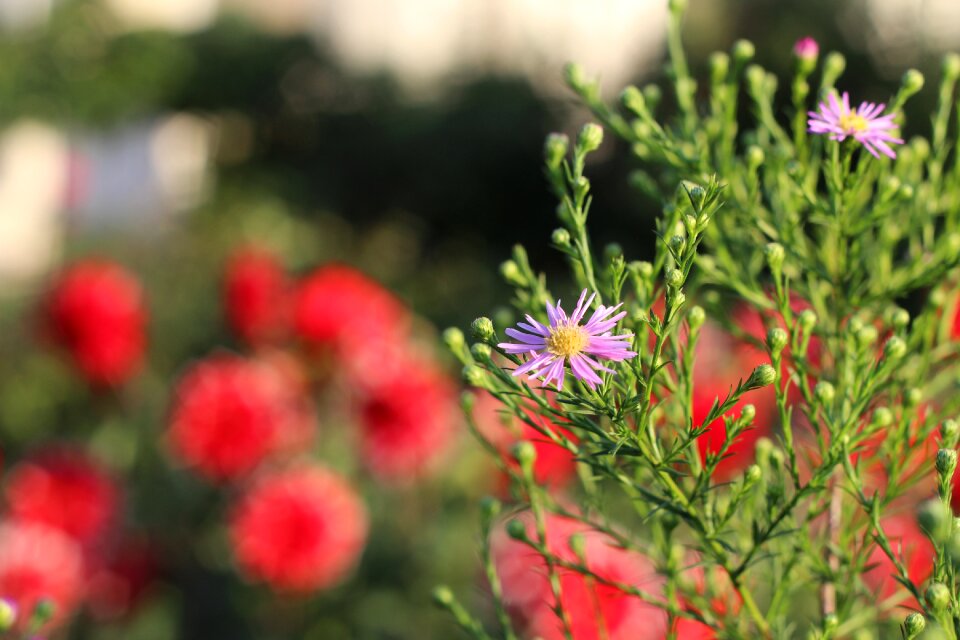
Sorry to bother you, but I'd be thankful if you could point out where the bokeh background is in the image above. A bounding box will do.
[0,0,957,638]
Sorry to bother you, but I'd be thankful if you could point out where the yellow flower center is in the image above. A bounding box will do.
[545,324,588,357]
[839,112,868,134]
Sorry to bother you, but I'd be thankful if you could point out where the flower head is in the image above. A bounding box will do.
[498,290,636,390]
[807,92,904,159]
[223,246,291,346]
[229,466,368,592]
[793,36,819,61]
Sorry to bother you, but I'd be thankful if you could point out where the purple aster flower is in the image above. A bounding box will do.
[498,289,637,390]
[807,91,904,159]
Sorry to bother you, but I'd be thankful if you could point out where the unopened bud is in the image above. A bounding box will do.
[745,464,762,487]
[815,381,836,405]
[432,586,454,607]
[500,259,525,286]
[544,133,569,169]
[919,498,952,543]
[883,336,906,360]
[568,532,586,560]
[669,235,685,254]
[943,419,959,448]
[688,306,706,330]
[746,146,765,168]
[755,437,774,467]
[888,307,910,331]
[709,52,729,83]
[741,404,757,423]
[823,52,846,81]
[604,243,624,263]
[444,327,466,352]
[925,582,950,611]
[480,496,502,525]
[460,391,476,413]
[621,85,646,115]
[747,364,777,389]
[552,227,571,247]
[471,343,492,360]
[462,365,486,388]
[505,518,527,541]
[577,123,604,154]
[856,325,878,349]
[937,448,958,478]
[905,387,922,408]
[564,63,588,92]
[471,317,495,343]
[764,242,785,271]
[945,53,960,80]
[799,309,817,332]
[666,268,684,289]
[733,39,755,64]
[634,261,654,280]
[513,440,537,469]
[872,406,893,427]
[767,328,788,356]
[903,612,925,637]
[793,37,819,73]
[902,69,925,96]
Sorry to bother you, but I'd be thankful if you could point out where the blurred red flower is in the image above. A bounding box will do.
[356,353,458,482]
[167,354,316,482]
[229,466,368,593]
[862,515,933,607]
[86,536,158,621]
[492,512,667,640]
[472,391,578,490]
[292,264,410,358]
[41,259,147,387]
[0,520,84,631]
[4,448,120,549]
[223,247,290,346]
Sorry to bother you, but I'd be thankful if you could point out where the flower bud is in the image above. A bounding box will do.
[432,585,454,607]
[604,243,624,263]
[746,146,765,169]
[755,437,774,467]
[883,336,906,360]
[552,227,571,247]
[815,381,835,405]
[672,291,687,308]
[945,53,960,80]
[460,391,476,413]
[668,0,687,14]
[793,37,819,73]
[747,364,777,389]
[621,85,646,115]
[942,419,959,449]
[799,309,817,332]
[462,365,486,388]
[902,69,925,96]
[766,327,788,356]
[903,612,925,637]
[500,259,526,286]
[764,242,785,271]
[471,317,495,343]
[872,406,893,427]
[669,235,685,255]
[666,268,684,289]
[823,52,846,81]
[633,261,654,280]
[856,325,878,349]
[688,306,706,330]
[741,404,756,423]
[568,532,586,560]
[888,307,910,331]
[733,39,755,64]
[937,448,958,478]
[577,123,604,154]
[744,464,762,487]
[513,440,537,470]
[544,133,569,169]
[564,63,588,92]
[686,183,706,205]
[918,498,952,543]
[506,518,527,541]
[480,496,502,525]
[710,52,729,83]
[905,387,922,408]
[745,65,765,93]
[471,343,492,360]
[925,582,950,611]
[443,327,466,352]
[0,599,16,632]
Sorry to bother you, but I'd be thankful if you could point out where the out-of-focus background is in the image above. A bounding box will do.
[0,0,955,638]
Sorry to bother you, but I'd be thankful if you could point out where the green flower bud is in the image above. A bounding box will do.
[432,585,454,607]
[443,327,466,352]
[872,406,893,427]
[568,532,587,560]
[460,391,476,413]
[552,227,571,247]
[688,306,706,330]
[905,387,922,408]
[823,52,846,80]
[888,307,910,331]
[746,145,765,168]
[744,464,762,487]
[480,496,502,524]
[768,448,785,473]
[741,404,757,423]
[621,85,646,115]
[799,309,817,332]
[686,183,706,204]
[604,242,624,262]
[505,518,527,541]
[764,242,785,271]
[937,448,958,478]
[668,0,687,14]
[945,53,960,80]
[747,364,777,389]
[745,65,765,92]
[564,63,588,91]
[903,612,925,638]
[544,133,569,169]
[665,268,684,289]
[634,261,654,280]
[942,420,959,449]
[471,317,495,343]
[669,235,685,254]
[513,440,537,469]
[471,343,492,360]
[883,336,906,360]
[672,291,687,308]
[925,582,950,611]
[710,52,729,83]
[577,123,604,154]
[848,317,864,335]
[643,84,662,109]
[918,498,952,543]
[766,327,788,356]
[815,381,836,405]
[755,437,774,467]
[462,365,486,388]
[733,39,755,63]
[902,69,925,95]
[500,259,525,286]
[856,325,878,349]
[0,599,15,632]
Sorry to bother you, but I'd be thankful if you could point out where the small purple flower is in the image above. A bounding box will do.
[498,289,637,390]
[793,37,819,61]
[807,91,904,159]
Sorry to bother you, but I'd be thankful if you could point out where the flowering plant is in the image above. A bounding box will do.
[439,1,960,637]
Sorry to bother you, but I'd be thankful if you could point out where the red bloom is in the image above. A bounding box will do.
[356,353,458,482]
[223,247,290,346]
[0,520,84,631]
[4,448,120,548]
[692,308,777,480]
[492,512,667,640]
[862,515,934,607]
[230,466,368,592]
[292,264,410,357]
[473,391,578,490]
[41,260,147,386]
[86,536,158,620]
[167,354,316,482]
